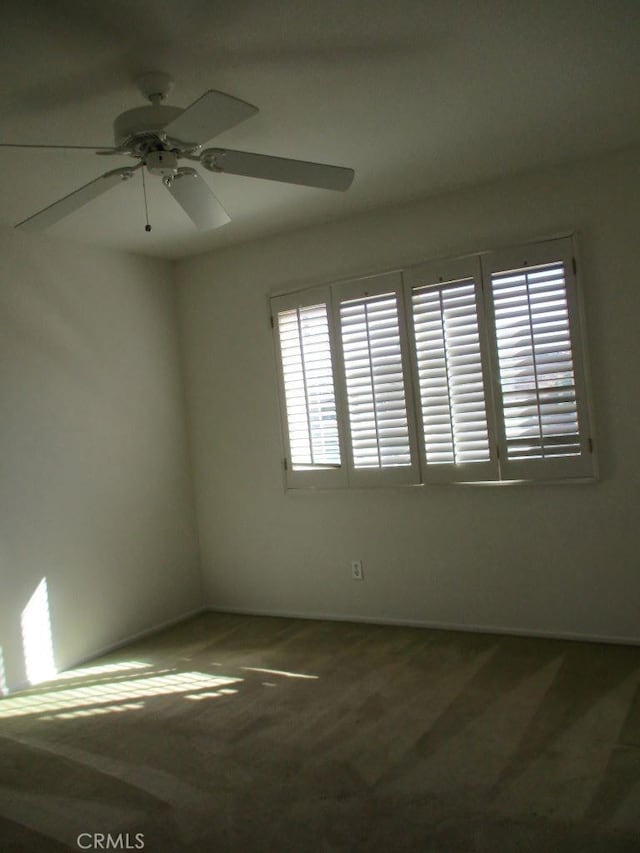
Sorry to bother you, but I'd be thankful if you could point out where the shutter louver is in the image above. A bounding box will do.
[412,280,491,466]
[277,303,341,469]
[340,293,411,469]
[490,261,581,461]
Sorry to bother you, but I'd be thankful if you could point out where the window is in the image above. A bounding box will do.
[271,287,346,489]
[404,256,498,483]
[271,236,595,488]
[278,303,340,468]
[336,272,419,487]
[481,240,594,481]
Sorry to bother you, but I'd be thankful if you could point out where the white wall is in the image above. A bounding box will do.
[177,145,640,644]
[0,228,201,693]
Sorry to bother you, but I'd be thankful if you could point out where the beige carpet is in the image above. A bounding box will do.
[0,612,639,851]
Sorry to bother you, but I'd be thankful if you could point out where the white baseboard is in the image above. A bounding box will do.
[67,606,208,666]
[1,676,30,696]
[205,604,640,647]
[5,603,637,697]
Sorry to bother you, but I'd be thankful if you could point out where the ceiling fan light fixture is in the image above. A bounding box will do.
[146,149,179,177]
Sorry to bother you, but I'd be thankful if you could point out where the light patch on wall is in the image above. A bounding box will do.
[0,646,8,696]
[21,578,56,685]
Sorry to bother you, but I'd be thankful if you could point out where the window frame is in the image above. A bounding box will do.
[270,234,597,490]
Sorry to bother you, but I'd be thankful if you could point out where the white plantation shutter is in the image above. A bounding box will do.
[336,272,419,485]
[272,288,346,489]
[271,236,595,489]
[405,258,498,482]
[278,305,340,467]
[491,264,578,459]
[482,238,595,480]
[341,296,410,468]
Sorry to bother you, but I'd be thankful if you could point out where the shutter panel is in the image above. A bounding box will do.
[404,258,498,482]
[413,281,490,464]
[482,238,595,481]
[341,294,411,468]
[272,288,346,489]
[278,303,341,468]
[335,272,419,486]
[491,263,579,460]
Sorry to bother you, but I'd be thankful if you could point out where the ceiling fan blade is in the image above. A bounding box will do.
[16,166,139,231]
[165,168,230,231]
[162,91,258,146]
[0,143,117,152]
[200,148,355,191]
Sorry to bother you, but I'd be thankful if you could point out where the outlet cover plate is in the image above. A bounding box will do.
[351,560,364,580]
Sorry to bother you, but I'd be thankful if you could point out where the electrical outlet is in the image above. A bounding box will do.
[351,560,364,581]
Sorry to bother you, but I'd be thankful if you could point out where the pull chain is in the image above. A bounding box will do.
[142,167,151,232]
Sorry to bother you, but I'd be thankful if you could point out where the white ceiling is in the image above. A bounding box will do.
[2,0,639,260]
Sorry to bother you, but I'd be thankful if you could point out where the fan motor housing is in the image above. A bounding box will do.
[146,150,179,177]
[113,104,183,147]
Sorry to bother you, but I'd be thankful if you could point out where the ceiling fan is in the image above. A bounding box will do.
[1,72,355,232]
